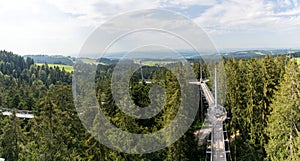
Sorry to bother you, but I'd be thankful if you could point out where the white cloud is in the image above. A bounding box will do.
[194,0,300,34]
[47,0,162,27]
[0,0,299,55]
[46,0,219,27]
[160,0,217,9]
[0,0,96,54]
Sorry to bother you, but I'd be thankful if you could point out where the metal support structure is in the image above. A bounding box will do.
[140,61,144,80]
[200,62,203,81]
[215,64,219,117]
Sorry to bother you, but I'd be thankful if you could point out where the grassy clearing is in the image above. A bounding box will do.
[80,58,100,65]
[293,58,300,65]
[135,60,175,66]
[36,63,73,73]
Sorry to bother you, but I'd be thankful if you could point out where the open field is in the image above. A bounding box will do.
[36,63,73,73]
[293,58,300,65]
[135,60,176,66]
[80,58,100,65]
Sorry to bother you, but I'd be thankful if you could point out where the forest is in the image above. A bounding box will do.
[0,50,299,161]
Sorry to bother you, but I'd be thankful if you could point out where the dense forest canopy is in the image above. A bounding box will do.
[0,50,299,160]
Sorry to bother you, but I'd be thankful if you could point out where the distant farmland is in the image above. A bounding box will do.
[36,63,73,73]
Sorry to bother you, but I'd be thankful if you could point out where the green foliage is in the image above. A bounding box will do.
[292,57,300,65]
[36,63,73,73]
[0,114,24,161]
[1,50,297,161]
[0,50,204,160]
[224,55,286,160]
[265,60,300,161]
[24,55,73,65]
[27,84,88,160]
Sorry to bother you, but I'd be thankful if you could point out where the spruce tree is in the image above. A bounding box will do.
[266,60,300,160]
[0,112,24,161]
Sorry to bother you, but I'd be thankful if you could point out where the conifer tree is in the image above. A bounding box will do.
[0,112,24,161]
[266,60,300,161]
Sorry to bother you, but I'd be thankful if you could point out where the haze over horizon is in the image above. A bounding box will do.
[1,0,300,56]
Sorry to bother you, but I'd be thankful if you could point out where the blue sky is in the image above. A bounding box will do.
[0,0,300,55]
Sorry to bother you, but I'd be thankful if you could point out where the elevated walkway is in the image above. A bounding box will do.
[0,107,34,119]
[190,71,229,161]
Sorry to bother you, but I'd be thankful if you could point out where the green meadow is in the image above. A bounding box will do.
[36,63,73,73]
[293,57,300,65]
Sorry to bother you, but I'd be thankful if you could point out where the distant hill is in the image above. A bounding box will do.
[222,49,300,59]
[24,55,74,65]
[291,52,300,57]
[101,49,300,60]
[96,57,118,64]
[23,49,300,66]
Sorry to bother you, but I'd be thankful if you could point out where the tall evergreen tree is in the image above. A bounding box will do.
[0,112,24,161]
[265,60,300,161]
[26,84,85,160]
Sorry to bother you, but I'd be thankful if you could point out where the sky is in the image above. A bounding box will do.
[0,0,300,56]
